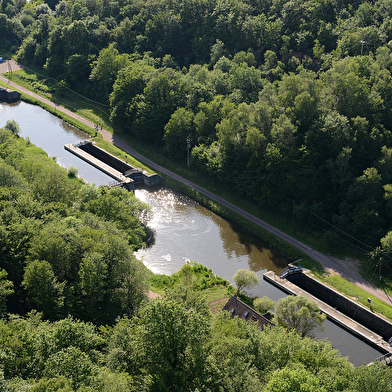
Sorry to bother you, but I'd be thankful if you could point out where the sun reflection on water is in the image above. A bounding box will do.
[134,187,288,279]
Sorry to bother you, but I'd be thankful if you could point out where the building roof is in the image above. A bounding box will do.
[222,295,275,330]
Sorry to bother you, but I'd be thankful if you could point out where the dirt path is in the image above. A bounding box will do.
[208,297,229,314]
[147,290,161,299]
[1,61,391,306]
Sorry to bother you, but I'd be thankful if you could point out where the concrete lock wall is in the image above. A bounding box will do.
[80,143,130,173]
[76,142,162,187]
[143,173,162,186]
[287,273,392,341]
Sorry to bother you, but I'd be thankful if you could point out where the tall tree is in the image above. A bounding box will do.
[90,44,130,102]
[274,295,326,337]
[233,269,260,294]
[22,259,63,319]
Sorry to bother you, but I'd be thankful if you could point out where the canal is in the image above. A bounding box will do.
[0,100,383,366]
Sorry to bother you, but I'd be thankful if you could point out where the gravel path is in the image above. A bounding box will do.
[1,60,391,306]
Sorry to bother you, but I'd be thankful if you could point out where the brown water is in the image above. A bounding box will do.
[134,187,288,282]
[0,100,384,365]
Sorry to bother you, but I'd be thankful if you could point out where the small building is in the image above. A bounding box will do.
[0,87,20,103]
[222,295,274,330]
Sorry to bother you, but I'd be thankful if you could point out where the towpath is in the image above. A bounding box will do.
[1,60,391,306]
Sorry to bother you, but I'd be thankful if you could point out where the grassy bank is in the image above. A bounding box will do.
[150,262,234,311]
[312,271,392,320]
[6,67,112,129]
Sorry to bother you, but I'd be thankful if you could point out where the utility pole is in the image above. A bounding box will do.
[186,138,191,168]
[7,59,12,79]
[292,200,295,230]
[359,40,366,56]
[379,257,382,282]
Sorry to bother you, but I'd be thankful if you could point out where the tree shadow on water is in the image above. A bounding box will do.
[226,220,290,273]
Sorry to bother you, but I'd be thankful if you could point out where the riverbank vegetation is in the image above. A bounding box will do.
[0,124,391,390]
[0,122,151,323]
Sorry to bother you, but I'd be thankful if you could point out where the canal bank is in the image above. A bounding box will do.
[0,100,386,366]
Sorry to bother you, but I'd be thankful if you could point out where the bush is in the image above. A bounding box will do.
[150,262,231,292]
[254,296,276,313]
[67,167,78,179]
[32,81,53,94]
[150,273,179,290]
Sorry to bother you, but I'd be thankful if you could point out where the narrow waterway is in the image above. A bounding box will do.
[0,101,112,185]
[134,188,287,279]
[0,100,383,366]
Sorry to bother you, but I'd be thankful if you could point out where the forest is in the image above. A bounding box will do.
[0,123,391,390]
[2,0,392,389]
[4,0,392,258]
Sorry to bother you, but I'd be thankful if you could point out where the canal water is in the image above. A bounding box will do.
[0,100,383,365]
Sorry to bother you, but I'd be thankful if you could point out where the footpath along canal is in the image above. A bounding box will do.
[0,100,385,365]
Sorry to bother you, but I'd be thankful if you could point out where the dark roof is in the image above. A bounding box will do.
[0,88,20,103]
[222,295,275,330]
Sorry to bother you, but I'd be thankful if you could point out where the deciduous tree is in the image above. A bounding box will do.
[232,269,260,294]
[22,260,63,319]
[253,296,275,313]
[274,295,326,337]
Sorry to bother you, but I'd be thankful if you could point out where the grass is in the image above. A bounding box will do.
[6,67,112,130]
[203,287,231,314]
[311,271,392,320]
[149,262,233,314]
[149,282,230,314]
[94,138,157,174]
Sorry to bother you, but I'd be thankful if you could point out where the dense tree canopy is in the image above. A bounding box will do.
[5,0,392,257]
[0,125,150,324]
[2,1,392,389]
[1,295,390,392]
[0,126,390,389]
